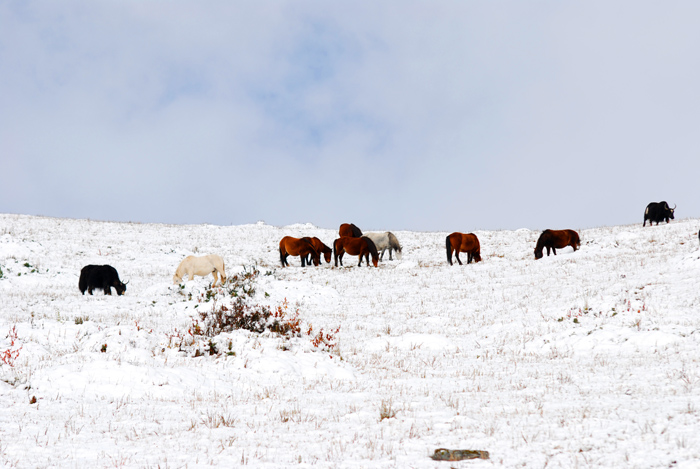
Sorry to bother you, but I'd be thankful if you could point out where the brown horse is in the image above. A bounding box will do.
[279,236,320,267]
[339,223,363,238]
[302,237,332,264]
[333,236,379,267]
[446,232,482,265]
[534,229,580,259]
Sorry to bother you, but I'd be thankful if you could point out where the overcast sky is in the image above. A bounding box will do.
[2,1,699,232]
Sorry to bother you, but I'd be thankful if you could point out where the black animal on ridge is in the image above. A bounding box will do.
[643,201,675,226]
[79,265,127,295]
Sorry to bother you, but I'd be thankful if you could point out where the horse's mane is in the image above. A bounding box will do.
[174,258,189,279]
[534,230,552,253]
[362,236,379,258]
[387,232,401,251]
[351,224,363,237]
[317,239,331,253]
[568,229,580,243]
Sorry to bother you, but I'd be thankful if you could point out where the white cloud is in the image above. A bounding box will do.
[2,1,699,230]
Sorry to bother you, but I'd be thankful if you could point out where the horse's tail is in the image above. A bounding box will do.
[279,245,286,266]
[219,259,226,282]
[332,239,340,266]
[446,235,452,264]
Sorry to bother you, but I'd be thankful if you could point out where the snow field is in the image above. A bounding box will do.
[1,214,699,468]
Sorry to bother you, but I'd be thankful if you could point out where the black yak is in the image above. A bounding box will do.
[643,201,675,226]
[79,265,127,295]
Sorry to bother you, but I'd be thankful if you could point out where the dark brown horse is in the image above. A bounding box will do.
[339,223,363,238]
[446,232,482,265]
[333,236,379,267]
[279,236,320,267]
[302,237,332,264]
[534,229,580,259]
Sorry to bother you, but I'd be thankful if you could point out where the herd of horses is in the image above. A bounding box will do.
[279,224,401,269]
[79,200,681,294]
[280,223,581,269]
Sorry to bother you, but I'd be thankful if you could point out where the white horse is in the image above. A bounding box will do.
[173,254,226,287]
[364,232,402,261]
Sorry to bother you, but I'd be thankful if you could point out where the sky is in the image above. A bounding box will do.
[1,1,699,232]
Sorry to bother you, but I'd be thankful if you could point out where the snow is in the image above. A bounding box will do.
[1,213,699,468]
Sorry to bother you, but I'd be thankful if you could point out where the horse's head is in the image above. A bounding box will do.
[323,251,332,264]
[172,274,181,284]
[534,248,543,260]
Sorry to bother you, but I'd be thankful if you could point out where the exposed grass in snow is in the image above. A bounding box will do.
[1,214,699,467]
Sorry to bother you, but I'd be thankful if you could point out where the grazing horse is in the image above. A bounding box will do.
[173,254,226,286]
[446,232,482,265]
[534,229,580,259]
[339,223,363,238]
[302,237,333,264]
[364,232,403,261]
[279,236,320,267]
[333,236,379,267]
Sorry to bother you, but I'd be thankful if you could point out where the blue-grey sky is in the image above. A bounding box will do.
[2,1,699,232]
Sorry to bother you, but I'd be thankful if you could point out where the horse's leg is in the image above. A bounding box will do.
[301,255,306,267]
[467,252,472,264]
[552,247,557,256]
[212,271,219,287]
[455,251,463,265]
[388,248,392,261]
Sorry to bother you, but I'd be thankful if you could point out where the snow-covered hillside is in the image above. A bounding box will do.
[1,214,699,468]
